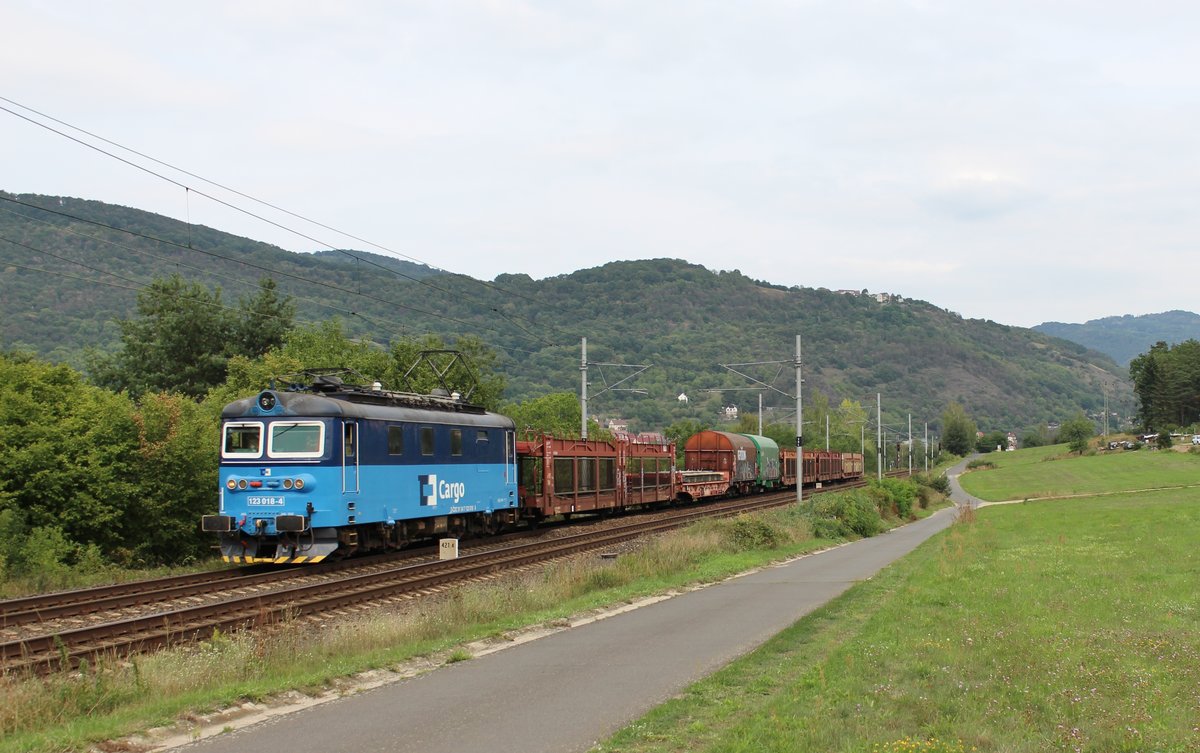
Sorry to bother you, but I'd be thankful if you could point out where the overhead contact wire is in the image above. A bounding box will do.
[0,96,559,318]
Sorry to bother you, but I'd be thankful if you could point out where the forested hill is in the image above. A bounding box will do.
[1,191,1131,431]
[1034,311,1200,366]
[0,191,439,363]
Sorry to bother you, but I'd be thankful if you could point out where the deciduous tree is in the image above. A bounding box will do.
[941,402,977,456]
[91,275,294,399]
[1058,411,1095,455]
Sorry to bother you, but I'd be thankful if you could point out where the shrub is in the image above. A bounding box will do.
[811,491,884,538]
[916,485,938,509]
[724,515,786,550]
[809,515,849,540]
[917,472,951,495]
[868,477,919,519]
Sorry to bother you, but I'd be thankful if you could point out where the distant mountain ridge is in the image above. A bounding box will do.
[1034,311,1200,366]
[1,190,1135,431]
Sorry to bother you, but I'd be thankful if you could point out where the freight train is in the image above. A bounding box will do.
[202,376,864,564]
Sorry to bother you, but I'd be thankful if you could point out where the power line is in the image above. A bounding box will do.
[0,95,555,312]
[0,101,469,298]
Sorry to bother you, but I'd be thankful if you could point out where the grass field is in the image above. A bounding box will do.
[959,443,1200,502]
[597,487,1200,752]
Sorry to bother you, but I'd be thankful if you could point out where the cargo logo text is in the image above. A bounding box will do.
[418,475,467,506]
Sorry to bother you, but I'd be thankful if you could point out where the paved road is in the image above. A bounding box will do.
[180,506,960,753]
[945,455,985,508]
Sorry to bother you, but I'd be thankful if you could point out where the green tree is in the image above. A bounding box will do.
[91,275,294,399]
[232,277,295,358]
[1058,411,1095,455]
[941,402,977,456]
[763,422,799,453]
[665,418,708,453]
[836,398,870,452]
[805,391,833,450]
[1,352,220,571]
[0,353,139,555]
[210,320,505,411]
[1021,424,1050,448]
[1130,342,1171,430]
[734,413,763,435]
[976,430,1008,453]
[91,275,229,398]
[127,392,219,564]
[503,392,604,437]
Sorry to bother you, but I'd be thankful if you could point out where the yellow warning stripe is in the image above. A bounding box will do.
[223,554,327,565]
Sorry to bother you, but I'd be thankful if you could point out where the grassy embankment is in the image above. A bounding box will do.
[1,479,941,753]
[960,442,1200,502]
[595,444,1200,752]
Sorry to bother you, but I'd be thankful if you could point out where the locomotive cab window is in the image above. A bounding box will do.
[267,421,325,459]
[476,430,489,443]
[420,426,435,456]
[343,423,356,458]
[450,429,463,456]
[222,422,263,459]
[388,426,404,455]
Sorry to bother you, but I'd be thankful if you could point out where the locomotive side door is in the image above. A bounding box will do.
[342,420,360,494]
[506,430,516,484]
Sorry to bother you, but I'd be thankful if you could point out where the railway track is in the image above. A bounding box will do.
[2,474,906,675]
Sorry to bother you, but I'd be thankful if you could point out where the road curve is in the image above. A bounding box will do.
[946,455,986,509]
[174,503,960,753]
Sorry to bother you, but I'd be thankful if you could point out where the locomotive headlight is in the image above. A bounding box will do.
[294,478,305,490]
[226,478,237,490]
[283,478,294,489]
[257,391,277,411]
[237,479,248,490]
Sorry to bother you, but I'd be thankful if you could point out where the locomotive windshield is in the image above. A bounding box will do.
[222,423,263,458]
[267,421,325,458]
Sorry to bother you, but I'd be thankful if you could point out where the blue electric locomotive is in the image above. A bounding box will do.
[202,376,518,564]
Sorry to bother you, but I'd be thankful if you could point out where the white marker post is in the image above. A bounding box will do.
[439,538,459,560]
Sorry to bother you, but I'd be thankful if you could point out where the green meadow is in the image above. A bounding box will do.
[598,452,1200,752]
[960,443,1200,502]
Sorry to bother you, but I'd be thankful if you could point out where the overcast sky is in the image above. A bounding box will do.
[3,1,1197,328]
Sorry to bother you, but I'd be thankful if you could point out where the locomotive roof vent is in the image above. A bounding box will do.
[431,388,450,397]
